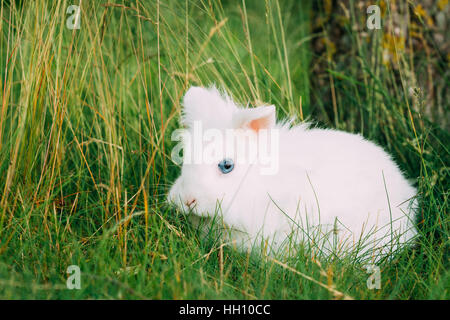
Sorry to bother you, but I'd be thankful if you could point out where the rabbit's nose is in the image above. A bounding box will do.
[185,198,196,209]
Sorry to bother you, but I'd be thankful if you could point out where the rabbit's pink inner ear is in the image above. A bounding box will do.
[247,105,276,132]
[233,105,276,132]
[249,116,272,132]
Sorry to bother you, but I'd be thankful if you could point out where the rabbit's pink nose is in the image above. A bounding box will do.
[184,198,196,209]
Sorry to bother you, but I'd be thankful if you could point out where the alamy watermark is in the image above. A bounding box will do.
[171,120,280,175]
[367,5,381,30]
[66,5,81,30]
[66,265,81,290]
[364,264,381,289]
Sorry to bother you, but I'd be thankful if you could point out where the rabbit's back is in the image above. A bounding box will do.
[260,126,418,257]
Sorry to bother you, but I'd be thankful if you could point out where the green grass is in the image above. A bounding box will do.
[0,0,448,299]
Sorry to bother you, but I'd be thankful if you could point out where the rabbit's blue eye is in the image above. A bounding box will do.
[218,158,234,174]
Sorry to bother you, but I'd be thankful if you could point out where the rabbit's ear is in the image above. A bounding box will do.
[233,105,276,132]
[181,86,235,128]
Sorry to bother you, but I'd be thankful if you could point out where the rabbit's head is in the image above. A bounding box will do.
[168,86,278,218]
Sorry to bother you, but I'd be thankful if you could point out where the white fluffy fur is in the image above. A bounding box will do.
[169,86,417,261]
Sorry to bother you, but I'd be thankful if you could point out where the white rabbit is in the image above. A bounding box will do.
[168,86,418,261]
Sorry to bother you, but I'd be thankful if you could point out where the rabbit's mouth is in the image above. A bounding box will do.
[184,198,197,210]
[171,198,197,214]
